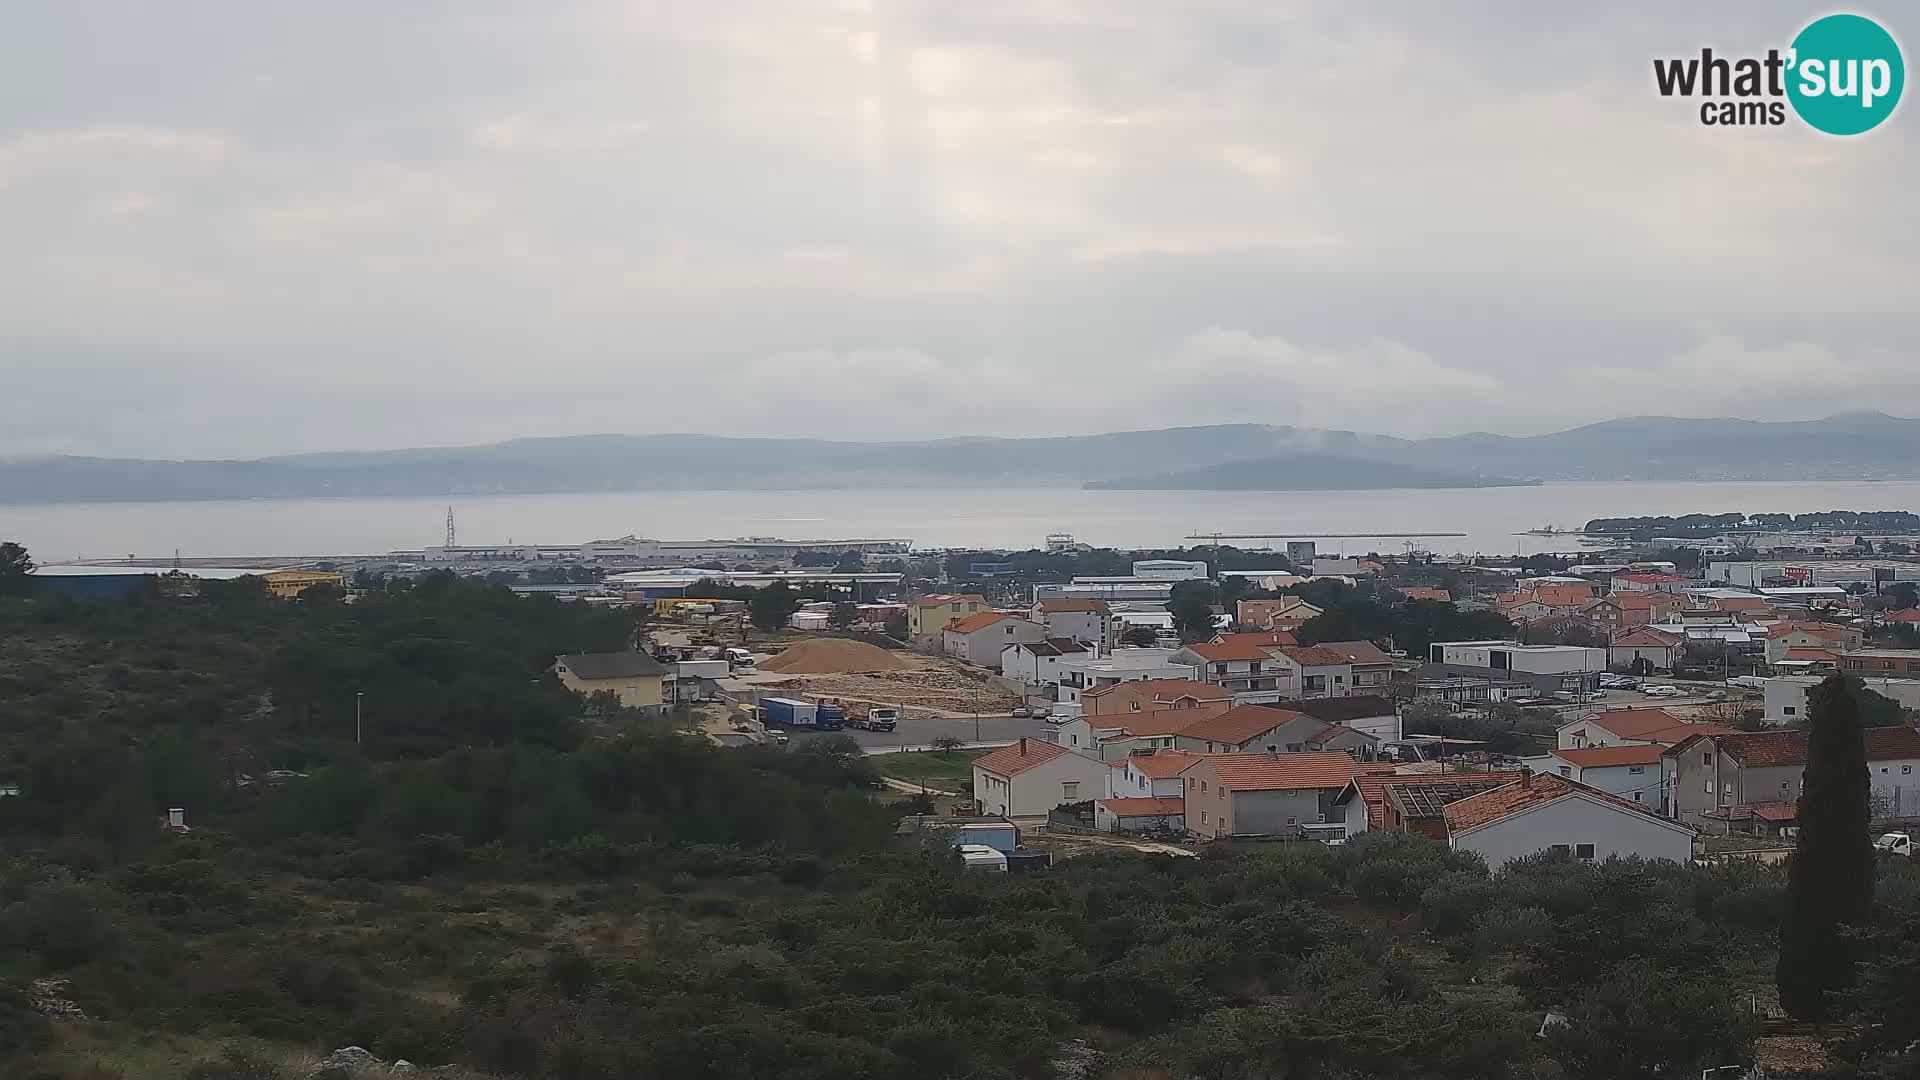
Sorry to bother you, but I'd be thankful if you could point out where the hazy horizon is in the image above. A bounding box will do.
[4,2,1915,458]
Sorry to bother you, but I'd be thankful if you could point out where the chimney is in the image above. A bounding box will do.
[1520,766,1532,789]
[1019,737,1028,756]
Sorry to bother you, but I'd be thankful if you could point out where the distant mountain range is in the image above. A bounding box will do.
[3,411,1918,503]
[1086,453,1529,491]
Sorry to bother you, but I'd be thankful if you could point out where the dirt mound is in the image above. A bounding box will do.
[759,638,909,674]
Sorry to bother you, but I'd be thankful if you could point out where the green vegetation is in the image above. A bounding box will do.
[1285,579,1514,656]
[1778,674,1875,1021]
[5,545,1920,1078]
[870,749,982,789]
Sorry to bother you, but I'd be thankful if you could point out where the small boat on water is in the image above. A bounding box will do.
[1518,525,1581,536]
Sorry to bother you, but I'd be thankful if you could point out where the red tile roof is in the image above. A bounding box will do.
[972,738,1073,778]
[945,611,1010,634]
[1766,621,1856,640]
[1205,752,1358,792]
[1083,678,1227,703]
[1712,596,1773,611]
[1885,609,1920,624]
[1214,630,1300,649]
[1612,628,1682,648]
[1533,584,1594,608]
[1122,750,1208,779]
[1283,644,1356,667]
[1551,744,1667,768]
[1345,771,1521,830]
[1398,586,1452,603]
[1782,647,1841,662]
[1310,640,1395,666]
[1185,640,1280,662]
[1098,704,1233,738]
[1442,771,1682,834]
[1097,796,1186,817]
[1178,705,1308,746]
[1572,708,1737,745]
[1727,800,1798,823]
[1713,726,1920,768]
[1598,591,1670,610]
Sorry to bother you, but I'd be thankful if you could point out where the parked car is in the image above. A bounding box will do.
[1030,706,1051,720]
[1011,705,1032,718]
[1875,832,1912,857]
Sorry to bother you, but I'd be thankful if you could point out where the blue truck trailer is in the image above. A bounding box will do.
[760,697,847,731]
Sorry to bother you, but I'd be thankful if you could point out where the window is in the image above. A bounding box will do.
[1286,817,1297,826]
[1550,844,1571,856]
[1705,779,1714,794]
[1199,780,1207,792]
[1062,782,1079,800]
[1628,766,1645,775]
[1702,752,1713,766]
[1906,765,1913,775]
[1576,844,1595,860]
[1558,766,1572,777]
[1784,706,1796,716]
[1781,781,1790,793]
[1200,811,1208,824]
[1633,791,1644,802]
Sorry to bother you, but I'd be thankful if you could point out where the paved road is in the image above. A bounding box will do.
[789,714,1057,751]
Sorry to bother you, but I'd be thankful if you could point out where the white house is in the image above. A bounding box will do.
[1608,628,1684,673]
[1174,639,1301,702]
[1030,598,1111,649]
[1441,772,1695,868]
[1292,694,1404,742]
[1054,648,1200,702]
[999,638,1090,686]
[1519,744,1665,804]
[944,612,1048,670]
[972,738,1114,817]
[1104,749,1205,800]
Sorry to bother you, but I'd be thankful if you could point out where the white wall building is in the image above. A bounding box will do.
[1764,674,1920,724]
[1430,640,1607,676]
[1054,649,1200,702]
[1131,559,1209,581]
[1443,773,1695,868]
[971,738,1115,817]
[1519,745,1665,804]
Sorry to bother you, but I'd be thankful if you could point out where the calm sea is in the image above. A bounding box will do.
[4,481,1919,563]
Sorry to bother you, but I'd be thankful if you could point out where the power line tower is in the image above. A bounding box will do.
[445,506,457,548]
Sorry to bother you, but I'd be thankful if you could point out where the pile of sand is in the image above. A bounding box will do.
[759,638,910,675]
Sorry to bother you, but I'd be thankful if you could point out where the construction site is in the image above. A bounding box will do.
[752,638,1020,718]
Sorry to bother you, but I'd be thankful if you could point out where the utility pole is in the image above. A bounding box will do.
[356,691,365,746]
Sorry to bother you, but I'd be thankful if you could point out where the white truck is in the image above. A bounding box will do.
[1874,832,1912,857]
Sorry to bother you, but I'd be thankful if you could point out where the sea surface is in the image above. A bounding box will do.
[5,480,1919,564]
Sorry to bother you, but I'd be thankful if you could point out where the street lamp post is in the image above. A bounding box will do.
[355,691,364,746]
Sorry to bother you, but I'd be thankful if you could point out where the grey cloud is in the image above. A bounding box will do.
[1,1,1914,456]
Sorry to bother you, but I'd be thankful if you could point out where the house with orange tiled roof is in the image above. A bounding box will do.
[1171,704,1379,756]
[1331,770,1524,839]
[1182,752,1362,838]
[1104,749,1210,801]
[1440,770,1695,867]
[1883,608,1920,625]
[1608,627,1684,673]
[1093,796,1187,834]
[1584,590,1682,632]
[971,737,1113,817]
[907,593,988,640]
[1029,597,1111,650]
[943,612,1046,669]
[1663,726,1920,826]
[1763,621,1863,665]
[1173,639,1302,701]
[1083,677,1228,716]
[1519,743,1666,803]
[1236,597,1323,630]
[1555,707,1739,751]
[1397,586,1452,604]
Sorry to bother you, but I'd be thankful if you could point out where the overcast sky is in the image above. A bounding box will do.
[2,2,1915,458]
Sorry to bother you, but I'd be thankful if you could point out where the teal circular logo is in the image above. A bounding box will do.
[1787,14,1904,135]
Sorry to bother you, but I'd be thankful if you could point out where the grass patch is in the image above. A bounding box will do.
[871,749,982,788]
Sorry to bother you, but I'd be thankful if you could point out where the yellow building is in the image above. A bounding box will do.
[907,593,989,640]
[553,652,668,711]
[260,569,346,600]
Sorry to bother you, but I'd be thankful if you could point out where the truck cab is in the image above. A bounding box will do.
[1875,832,1913,857]
[724,647,755,670]
[863,706,899,732]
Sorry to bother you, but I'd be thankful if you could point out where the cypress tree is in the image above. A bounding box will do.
[1776,674,1875,1020]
